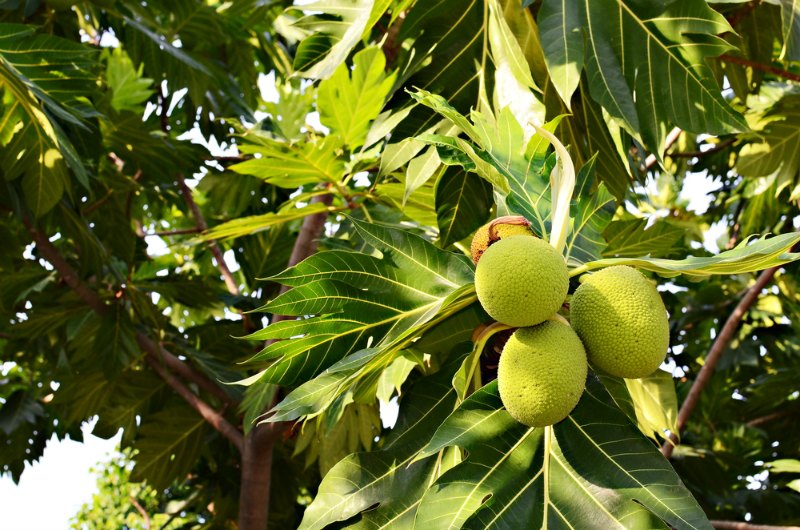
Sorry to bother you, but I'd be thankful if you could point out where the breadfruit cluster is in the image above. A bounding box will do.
[471,220,669,429]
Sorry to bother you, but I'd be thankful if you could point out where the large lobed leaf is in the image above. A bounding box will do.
[538,0,747,155]
[243,218,474,390]
[304,378,711,529]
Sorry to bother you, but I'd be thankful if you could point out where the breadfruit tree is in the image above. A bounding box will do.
[1,1,800,529]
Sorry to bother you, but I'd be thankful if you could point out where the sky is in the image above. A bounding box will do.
[0,421,120,530]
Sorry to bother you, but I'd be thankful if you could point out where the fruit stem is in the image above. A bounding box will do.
[487,215,531,243]
[529,123,575,255]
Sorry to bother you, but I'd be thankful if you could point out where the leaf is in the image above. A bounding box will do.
[604,219,686,258]
[297,362,459,530]
[231,134,346,188]
[599,371,679,442]
[130,406,207,491]
[574,232,800,278]
[317,46,397,148]
[412,379,711,530]
[0,25,96,214]
[0,390,43,435]
[290,0,378,80]
[564,156,616,265]
[105,47,154,113]
[199,201,334,241]
[434,166,493,248]
[243,219,474,386]
[737,94,800,183]
[538,0,747,155]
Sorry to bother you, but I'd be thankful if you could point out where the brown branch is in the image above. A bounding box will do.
[644,127,683,170]
[725,0,761,28]
[238,193,333,530]
[25,221,242,448]
[719,54,800,84]
[746,407,799,428]
[130,496,151,530]
[668,138,736,159]
[141,332,237,409]
[712,521,800,530]
[177,176,241,297]
[25,220,108,315]
[662,266,778,458]
[142,335,244,452]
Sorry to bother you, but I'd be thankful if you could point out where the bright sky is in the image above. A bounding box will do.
[0,421,120,530]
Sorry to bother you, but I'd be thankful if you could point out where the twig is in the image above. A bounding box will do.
[177,176,241,297]
[130,495,151,530]
[661,266,778,458]
[746,407,798,428]
[719,54,800,84]
[668,138,736,159]
[143,340,244,452]
[725,0,761,28]
[644,127,683,170]
[711,521,800,530]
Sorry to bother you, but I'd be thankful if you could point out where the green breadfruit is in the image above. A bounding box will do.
[498,320,588,427]
[470,216,533,264]
[475,236,568,327]
[570,265,669,379]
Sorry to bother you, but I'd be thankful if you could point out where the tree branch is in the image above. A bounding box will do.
[138,227,203,237]
[668,138,736,159]
[711,521,800,530]
[238,192,333,530]
[719,54,800,84]
[25,221,242,447]
[661,266,778,458]
[177,175,241,297]
[746,406,799,428]
[25,220,108,315]
[130,495,151,530]
[644,127,683,170]
[143,338,244,452]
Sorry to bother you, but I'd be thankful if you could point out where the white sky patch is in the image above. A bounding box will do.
[679,172,722,215]
[0,420,120,530]
[379,397,399,429]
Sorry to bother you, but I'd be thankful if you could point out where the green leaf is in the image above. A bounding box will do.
[435,166,493,248]
[737,94,800,183]
[573,232,800,278]
[105,47,154,113]
[564,156,615,265]
[231,134,345,188]
[603,219,686,258]
[539,0,747,155]
[199,201,334,241]
[297,363,459,530]
[0,390,43,435]
[130,406,207,491]
[244,219,474,386]
[290,0,379,80]
[412,379,710,530]
[317,46,397,148]
[599,370,679,442]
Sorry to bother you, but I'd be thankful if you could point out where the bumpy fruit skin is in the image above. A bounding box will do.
[475,237,568,327]
[570,265,669,379]
[498,321,588,427]
[470,219,533,264]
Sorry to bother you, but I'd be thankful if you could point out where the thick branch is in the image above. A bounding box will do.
[25,221,108,315]
[711,521,800,530]
[719,54,800,83]
[142,335,244,452]
[238,193,333,530]
[26,221,242,447]
[644,127,683,170]
[662,267,778,458]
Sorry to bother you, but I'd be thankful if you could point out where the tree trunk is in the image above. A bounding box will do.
[238,194,333,529]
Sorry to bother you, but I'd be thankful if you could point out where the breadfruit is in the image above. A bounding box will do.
[498,320,588,427]
[475,236,568,327]
[570,265,669,379]
[470,216,533,264]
